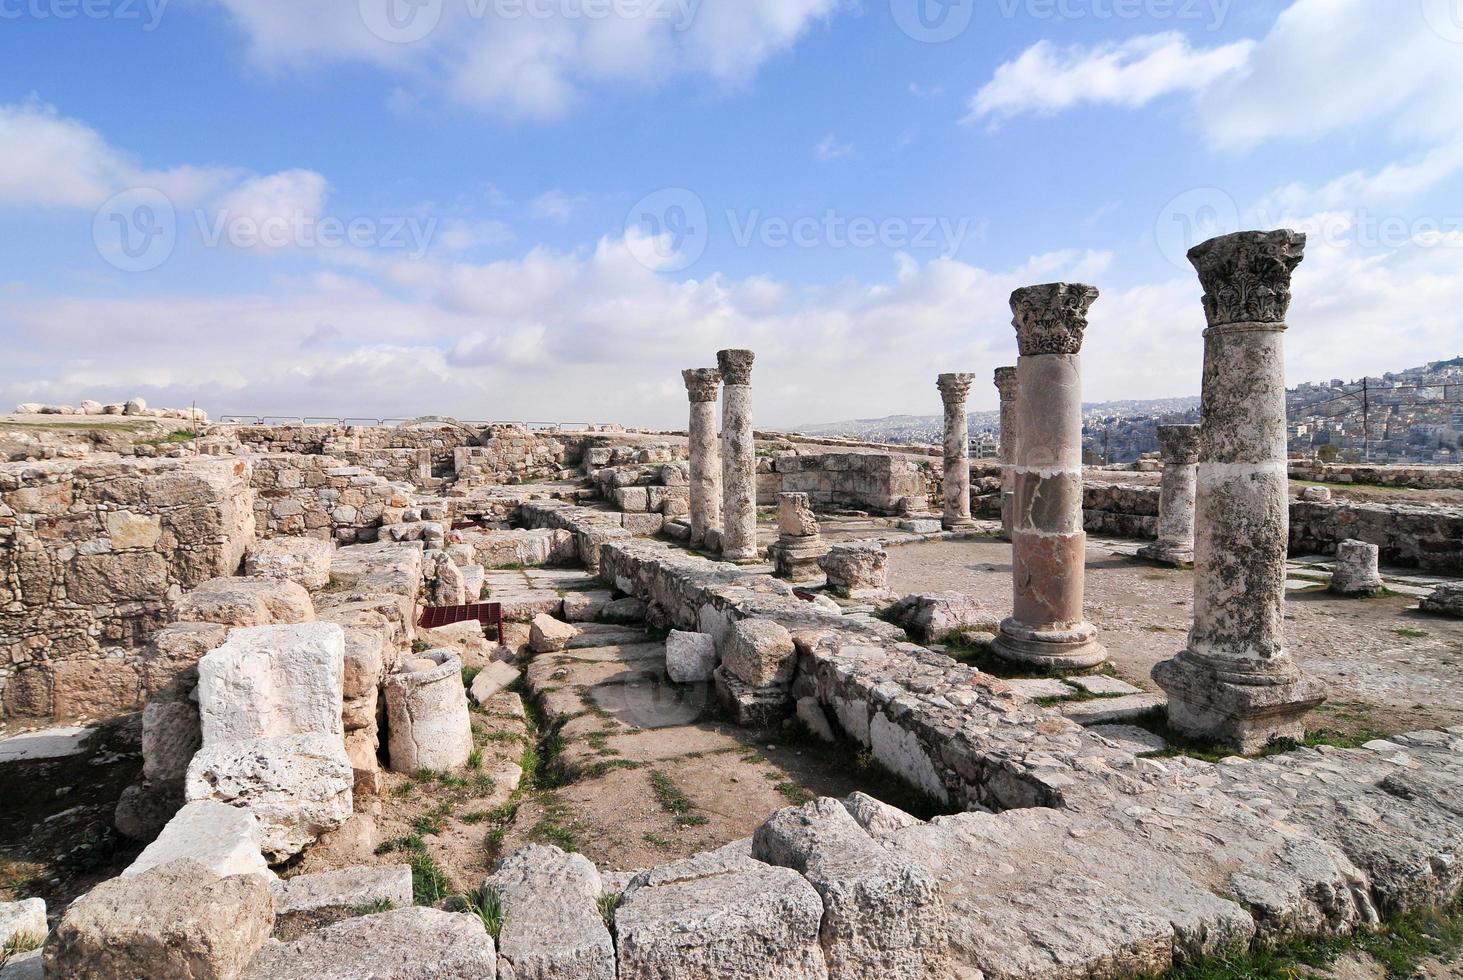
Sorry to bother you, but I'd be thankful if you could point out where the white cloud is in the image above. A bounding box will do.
[202,0,840,121]
[1197,0,1463,151]
[815,134,852,161]
[1255,141,1463,219]
[966,33,1253,124]
[530,190,583,222]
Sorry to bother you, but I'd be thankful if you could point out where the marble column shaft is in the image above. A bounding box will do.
[717,349,758,561]
[1153,229,1325,752]
[937,373,977,531]
[682,368,723,547]
[1138,424,1201,566]
[994,367,1019,542]
[992,284,1107,670]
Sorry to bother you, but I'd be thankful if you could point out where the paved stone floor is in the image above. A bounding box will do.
[885,535,1463,739]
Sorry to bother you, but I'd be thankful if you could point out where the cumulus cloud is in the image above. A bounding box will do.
[202,0,840,120]
[966,33,1253,124]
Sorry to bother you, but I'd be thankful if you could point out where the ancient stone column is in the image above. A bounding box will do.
[1331,539,1383,596]
[991,283,1107,670]
[1138,424,1201,566]
[1153,230,1325,752]
[937,373,978,531]
[771,491,826,580]
[994,366,1019,541]
[717,349,758,561]
[682,368,723,547]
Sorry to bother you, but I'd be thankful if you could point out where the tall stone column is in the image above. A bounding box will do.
[1153,230,1325,752]
[1138,424,1201,566]
[991,284,1107,670]
[682,368,723,547]
[994,366,1019,542]
[937,373,977,531]
[717,349,759,562]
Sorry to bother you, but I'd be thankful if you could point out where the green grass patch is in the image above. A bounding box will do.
[462,666,483,689]
[642,832,671,847]
[937,630,1119,681]
[355,898,394,915]
[1395,628,1429,640]
[373,834,450,905]
[463,886,504,939]
[1129,708,1386,763]
[137,429,197,447]
[598,893,619,932]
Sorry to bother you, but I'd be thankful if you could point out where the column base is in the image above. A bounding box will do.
[942,517,979,532]
[990,618,1107,671]
[772,536,827,581]
[1137,541,1194,567]
[1152,652,1327,754]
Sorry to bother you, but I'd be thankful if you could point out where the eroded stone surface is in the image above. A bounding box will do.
[241,907,497,980]
[483,844,614,980]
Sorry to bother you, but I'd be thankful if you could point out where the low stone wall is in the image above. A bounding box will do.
[1291,461,1463,490]
[764,451,934,514]
[327,448,432,487]
[453,426,571,486]
[1083,481,1161,538]
[248,455,412,545]
[0,456,255,720]
[1291,500,1463,572]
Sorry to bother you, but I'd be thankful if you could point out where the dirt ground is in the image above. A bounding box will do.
[886,535,1463,739]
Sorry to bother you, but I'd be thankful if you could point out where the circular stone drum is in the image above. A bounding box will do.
[384,648,474,774]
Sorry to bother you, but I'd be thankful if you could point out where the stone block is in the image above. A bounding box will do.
[616,845,827,980]
[174,576,315,628]
[753,798,946,979]
[197,622,346,745]
[469,662,521,705]
[272,864,412,927]
[888,591,991,643]
[614,487,651,512]
[141,622,230,697]
[342,627,386,700]
[240,907,497,980]
[599,597,648,624]
[819,543,889,599]
[723,619,796,687]
[796,697,837,743]
[483,844,614,980]
[562,589,614,622]
[384,649,473,774]
[142,696,202,784]
[50,659,141,719]
[0,899,46,950]
[665,630,717,684]
[185,733,354,863]
[65,551,168,604]
[126,800,273,880]
[620,512,666,535]
[1331,538,1383,596]
[714,667,792,730]
[530,613,580,653]
[244,537,336,590]
[45,860,274,980]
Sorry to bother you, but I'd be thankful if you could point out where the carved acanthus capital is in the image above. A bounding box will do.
[1188,230,1306,328]
[1156,424,1202,465]
[682,368,722,403]
[716,349,755,386]
[936,373,975,406]
[993,366,1018,401]
[1010,283,1099,356]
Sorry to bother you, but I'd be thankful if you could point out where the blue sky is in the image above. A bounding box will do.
[2,0,1461,426]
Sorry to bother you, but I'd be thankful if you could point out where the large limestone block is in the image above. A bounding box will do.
[888,591,991,643]
[141,696,203,784]
[342,626,387,700]
[197,622,346,745]
[44,860,274,980]
[185,734,354,863]
[384,650,473,774]
[483,844,615,980]
[753,798,947,980]
[125,800,274,880]
[141,621,229,697]
[174,576,315,628]
[529,613,580,653]
[469,662,522,705]
[818,543,889,599]
[665,630,717,684]
[617,845,829,980]
[723,619,796,687]
[241,907,497,979]
[272,865,413,923]
[0,899,46,949]
[245,537,336,590]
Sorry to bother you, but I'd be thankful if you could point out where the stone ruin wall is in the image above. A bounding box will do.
[247,455,412,545]
[759,450,935,514]
[1290,461,1463,490]
[0,456,256,721]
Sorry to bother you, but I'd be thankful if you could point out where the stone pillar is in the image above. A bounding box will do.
[718,349,758,561]
[1331,539,1382,596]
[682,368,723,547]
[771,492,826,580]
[1153,230,1325,752]
[1138,424,1201,566]
[937,373,977,531]
[385,649,473,774]
[991,283,1107,670]
[994,366,1019,541]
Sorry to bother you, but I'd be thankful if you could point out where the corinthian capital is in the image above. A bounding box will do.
[1010,283,1100,356]
[936,373,974,405]
[1188,229,1306,328]
[682,368,722,404]
[993,366,1018,401]
[716,349,755,386]
[1156,424,1202,465]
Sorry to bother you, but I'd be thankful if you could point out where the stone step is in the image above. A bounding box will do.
[1059,693,1167,726]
